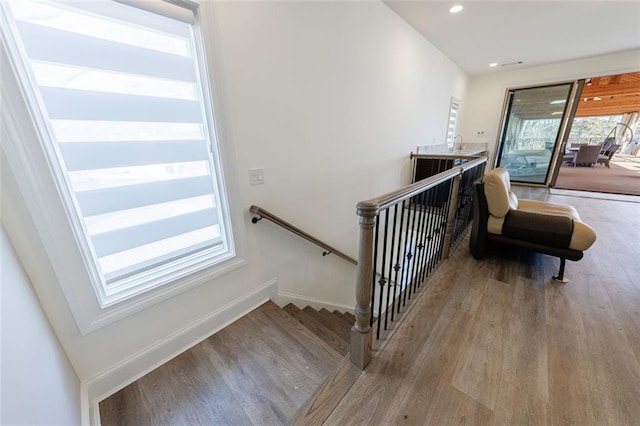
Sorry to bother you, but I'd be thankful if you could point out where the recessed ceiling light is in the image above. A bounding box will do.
[489,62,498,67]
[449,5,463,13]
[549,99,566,105]
[551,111,563,115]
[593,96,602,101]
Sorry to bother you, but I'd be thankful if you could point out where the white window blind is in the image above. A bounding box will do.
[5,0,233,291]
[446,99,460,147]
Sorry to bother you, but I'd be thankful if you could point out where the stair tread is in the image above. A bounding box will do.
[284,304,349,356]
[342,311,356,323]
[99,301,343,426]
[328,309,354,329]
[258,302,344,364]
[320,308,353,338]
[303,307,350,344]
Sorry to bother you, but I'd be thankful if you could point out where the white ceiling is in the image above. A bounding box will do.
[384,1,640,76]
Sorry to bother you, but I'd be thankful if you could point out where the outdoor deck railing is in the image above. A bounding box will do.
[350,157,487,369]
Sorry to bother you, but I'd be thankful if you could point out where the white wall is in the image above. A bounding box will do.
[0,0,468,420]
[0,225,81,425]
[458,49,640,166]
[217,0,468,302]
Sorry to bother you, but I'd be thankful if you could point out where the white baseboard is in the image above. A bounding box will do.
[273,291,354,314]
[82,278,278,425]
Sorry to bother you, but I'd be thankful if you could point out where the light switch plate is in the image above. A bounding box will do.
[249,168,265,185]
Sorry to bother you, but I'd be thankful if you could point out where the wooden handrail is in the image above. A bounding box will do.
[249,205,358,266]
[357,157,487,214]
[409,152,486,160]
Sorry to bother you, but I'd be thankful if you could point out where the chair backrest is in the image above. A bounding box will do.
[482,168,518,218]
[575,144,603,165]
[601,137,615,153]
[605,143,620,159]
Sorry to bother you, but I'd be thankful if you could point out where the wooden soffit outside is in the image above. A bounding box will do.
[575,72,640,117]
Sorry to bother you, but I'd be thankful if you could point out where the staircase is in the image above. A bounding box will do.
[283,304,353,357]
[99,301,354,425]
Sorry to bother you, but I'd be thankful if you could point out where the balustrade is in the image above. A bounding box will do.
[350,157,487,369]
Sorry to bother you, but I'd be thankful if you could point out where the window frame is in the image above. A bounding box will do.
[445,97,461,149]
[0,0,246,334]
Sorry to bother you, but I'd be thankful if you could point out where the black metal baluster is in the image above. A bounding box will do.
[394,200,407,314]
[377,209,390,338]
[386,204,399,326]
[370,214,380,327]
[385,204,400,322]
[427,184,441,274]
[415,190,430,287]
[454,175,464,242]
[411,191,426,292]
[460,169,474,236]
[429,182,444,273]
[401,199,414,307]
[406,194,419,300]
[420,187,433,281]
[437,180,453,263]
[423,186,437,281]
[466,166,482,228]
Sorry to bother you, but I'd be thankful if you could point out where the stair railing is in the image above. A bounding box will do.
[250,205,357,266]
[350,156,487,369]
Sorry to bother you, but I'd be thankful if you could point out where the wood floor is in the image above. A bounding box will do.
[99,302,351,425]
[324,187,640,425]
[100,188,640,425]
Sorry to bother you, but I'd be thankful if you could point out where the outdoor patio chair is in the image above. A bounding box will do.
[565,143,603,168]
[597,143,620,168]
[600,137,615,154]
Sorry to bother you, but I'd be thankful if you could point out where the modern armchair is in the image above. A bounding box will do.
[470,168,597,283]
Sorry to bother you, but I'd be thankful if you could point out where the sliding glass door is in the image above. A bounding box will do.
[496,83,574,184]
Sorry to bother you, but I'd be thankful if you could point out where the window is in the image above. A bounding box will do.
[445,97,460,149]
[2,0,237,307]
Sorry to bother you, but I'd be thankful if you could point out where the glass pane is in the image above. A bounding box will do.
[497,84,573,184]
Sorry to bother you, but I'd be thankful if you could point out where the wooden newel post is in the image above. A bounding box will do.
[442,172,462,260]
[350,203,377,370]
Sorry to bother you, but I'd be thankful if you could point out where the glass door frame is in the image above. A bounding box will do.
[493,80,583,187]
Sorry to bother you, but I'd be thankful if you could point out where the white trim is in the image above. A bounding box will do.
[84,279,278,425]
[85,257,248,332]
[273,291,355,315]
[114,0,197,23]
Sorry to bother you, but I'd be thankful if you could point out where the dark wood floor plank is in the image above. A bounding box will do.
[290,357,361,426]
[326,250,490,424]
[319,308,352,340]
[501,275,548,403]
[545,277,598,426]
[493,379,548,426]
[101,189,640,426]
[328,190,639,425]
[423,385,494,426]
[451,278,515,410]
[341,311,356,324]
[195,327,294,424]
[303,306,350,344]
[283,304,349,355]
[99,302,342,425]
[257,301,344,365]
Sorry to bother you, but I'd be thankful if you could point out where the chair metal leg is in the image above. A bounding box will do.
[553,258,569,283]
